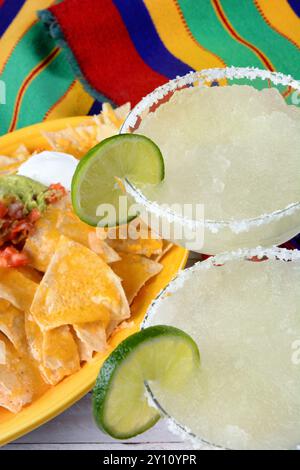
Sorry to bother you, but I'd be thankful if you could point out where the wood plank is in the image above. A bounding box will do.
[1,395,186,447]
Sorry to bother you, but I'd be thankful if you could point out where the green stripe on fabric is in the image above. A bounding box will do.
[0,22,56,134]
[221,0,300,77]
[178,0,263,69]
[14,51,75,129]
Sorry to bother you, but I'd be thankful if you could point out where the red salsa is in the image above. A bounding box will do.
[0,177,66,268]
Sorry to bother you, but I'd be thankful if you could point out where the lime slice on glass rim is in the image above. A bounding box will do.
[71,134,164,227]
[92,325,200,439]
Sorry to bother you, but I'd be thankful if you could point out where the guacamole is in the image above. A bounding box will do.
[0,174,49,214]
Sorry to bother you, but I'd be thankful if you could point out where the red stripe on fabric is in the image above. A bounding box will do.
[280,241,296,250]
[49,0,168,106]
[9,47,60,132]
[213,0,274,71]
[282,86,292,98]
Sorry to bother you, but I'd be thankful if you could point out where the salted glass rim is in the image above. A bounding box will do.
[120,67,300,233]
[142,246,300,450]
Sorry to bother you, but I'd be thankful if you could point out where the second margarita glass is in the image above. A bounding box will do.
[120,67,300,254]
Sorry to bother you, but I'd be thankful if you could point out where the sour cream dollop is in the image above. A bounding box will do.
[17,151,78,190]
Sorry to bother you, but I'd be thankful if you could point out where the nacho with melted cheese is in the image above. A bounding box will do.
[112,254,163,304]
[25,314,79,386]
[0,105,170,414]
[24,203,62,272]
[41,326,80,385]
[25,313,58,385]
[87,232,120,263]
[42,103,130,158]
[0,300,26,352]
[103,219,163,258]
[0,268,37,312]
[57,205,120,263]
[0,339,5,365]
[73,322,107,362]
[30,236,129,330]
[0,332,46,413]
[152,240,173,262]
[24,199,120,272]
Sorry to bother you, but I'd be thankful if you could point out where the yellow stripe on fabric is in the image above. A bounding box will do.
[44,80,94,121]
[144,0,225,71]
[255,0,300,49]
[0,0,55,73]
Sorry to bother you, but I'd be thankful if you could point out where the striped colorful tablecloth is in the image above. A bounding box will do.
[0,0,299,248]
[0,0,299,134]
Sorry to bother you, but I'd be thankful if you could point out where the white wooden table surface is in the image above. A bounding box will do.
[2,253,201,451]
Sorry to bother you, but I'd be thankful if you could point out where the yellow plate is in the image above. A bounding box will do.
[0,117,188,446]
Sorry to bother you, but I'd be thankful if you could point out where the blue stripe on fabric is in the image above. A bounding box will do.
[112,0,192,79]
[88,100,103,115]
[0,0,26,37]
[291,234,300,250]
[287,0,300,17]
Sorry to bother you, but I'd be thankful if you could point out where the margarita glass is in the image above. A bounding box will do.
[142,247,300,450]
[121,67,300,254]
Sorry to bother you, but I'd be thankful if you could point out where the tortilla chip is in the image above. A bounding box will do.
[104,220,163,258]
[56,205,92,246]
[42,103,130,158]
[111,254,162,304]
[108,320,135,339]
[0,339,5,365]
[106,235,163,258]
[0,299,26,352]
[0,268,37,312]
[25,313,43,363]
[25,314,80,385]
[152,240,173,262]
[42,127,94,158]
[101,102,130,128]
[74,336,93,363]
[73,321,107,362]
[41,326,80,385]
[88,232,120,263]
[0,155,19,169]
[0,332,45,413]
[25,198,119,271]
[24,203,62,272]
[0,353,32,412]
[57,205,120,263]
[25,313,64,385]
[30,236,130,330]
[0,146,31,175]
